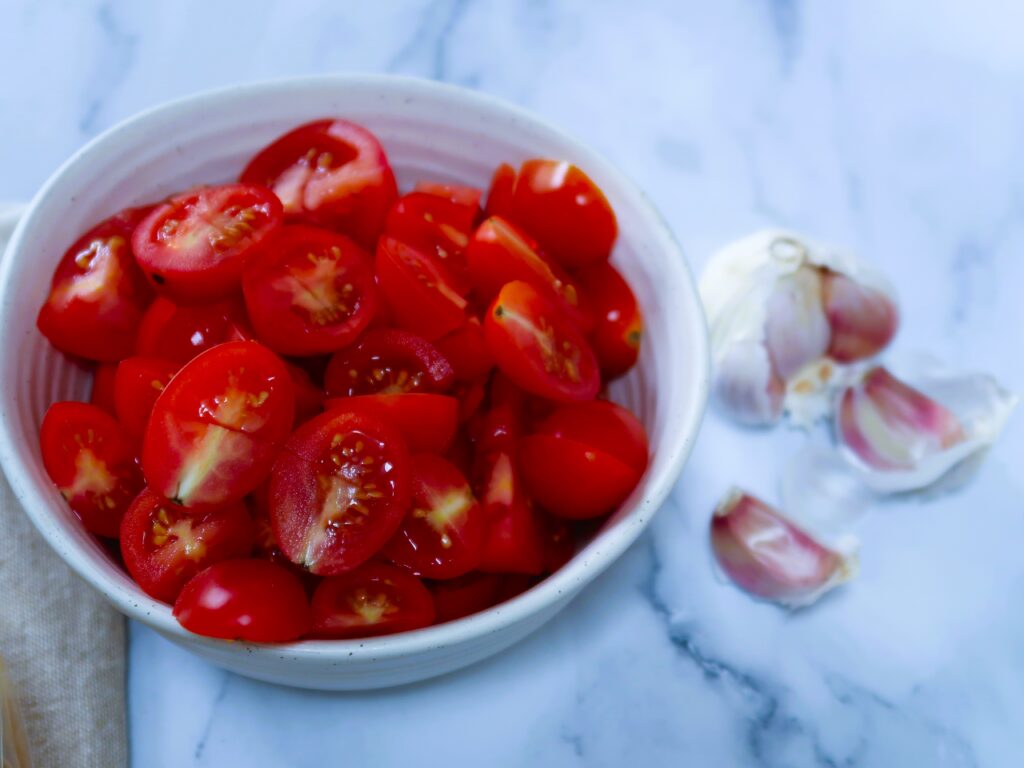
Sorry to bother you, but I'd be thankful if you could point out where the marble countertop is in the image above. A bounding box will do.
[3,1,1023,765]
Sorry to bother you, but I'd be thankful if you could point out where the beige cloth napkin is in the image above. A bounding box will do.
[0,205,128,768]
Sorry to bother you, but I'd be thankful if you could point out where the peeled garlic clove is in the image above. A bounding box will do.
[763,266,831,380]
[710,488,858,608]
[714,340,785,425]
[838,366,965,471]
[821,271,898,363]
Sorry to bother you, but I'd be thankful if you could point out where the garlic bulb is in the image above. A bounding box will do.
[710,487,859,608]
[700,230,899,427]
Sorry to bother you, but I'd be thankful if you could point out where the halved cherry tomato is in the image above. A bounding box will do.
[324,329,454,397]
[540,515,575,573]
[239,119,398,249]
[284,362,325,426]
[310,561,434,639]
[510,159,617,268]
[39,402,143,538]
[536,400,649,472]
[384,192,476,289]
[452,380,487,424]
[467,216,590,329]
[90,363,119,415]
[483,281,600,402]
[475,451,544,574]
[414,181,483,213]
[376,236,467,341]
[132,184,283,303]
[174,559,311,642]
[36,207,154,361]
[428,572,502,623]
[484,163,516,219]
[575,262,643,379]
[270,409,411,575]
[434,317,494,382]
[120,488,254,602]
[135,296,252,364]
[324,394,457,454]
[242,226,378,355]
[382,454,483,579]
[113,357,179,442]
[142,341,295,508]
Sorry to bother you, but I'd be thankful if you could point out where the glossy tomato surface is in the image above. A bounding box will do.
[575,262,643,379]
[384,191,478,289]
[376,236,468,341]
[475,451,544,575]
[113,357,179,443]
[324,393,457,455]
[324,328,454,398]
[135,296,252,364]
[90,362,119,414]
[434,317,494,382]
[484,163,516,219]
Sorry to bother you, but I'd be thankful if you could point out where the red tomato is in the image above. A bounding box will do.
[90,362,119,415]
[113,357,179,443]
[284,362,325,425]
[466,216,590,329]
[142,341,295,509]
[239,119,398,249]
[36,207,154,361]
[324,329,454,397]
[428,572,502,623]
[39,402,144,538]
[434,317,494,382]
[135,296,252,364]
[270,409,411,575]
[376,236,467,341]
[452,379,487,424]
[174,559,311,642]
[382,454,483,579]
[537,400,649,472]
[540,515,575,573]
[324,394,457,455]
[510,159,617,269]
[242,226,378,355]
[475,451,544,574]
[119,488,254,602]
[384,192,477,290]
[132,184,283,303]
[575,263,643,379]
[484,163,516,219]
[483,281,600,402]
[310,561,434,639]
[414,181,483,212]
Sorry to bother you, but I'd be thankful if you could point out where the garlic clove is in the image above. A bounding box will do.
[837,366,965,471]
[821,271,898,363]
[714,340,785,425]
[763,265,831,380]
[710,488,858,608]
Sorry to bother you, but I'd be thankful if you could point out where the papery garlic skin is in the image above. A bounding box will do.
[764,266,831,380]
[714,340,784,425]
[821,272,899,363]
[710,488,858,608]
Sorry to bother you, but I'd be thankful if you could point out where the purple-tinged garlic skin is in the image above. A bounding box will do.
[837,367,966,471]
[763,265,832,381]
[821,271,898,363]
[715,341,785,426]
[710,488,857,607]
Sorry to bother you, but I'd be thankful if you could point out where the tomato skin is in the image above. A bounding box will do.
[384,192,476,290]
[382,454,483,579]
[428,572,502,623]
[113,357,179,443]
[135,296,252,364]
[270,409,411,575]
[483,281,600,403]
[484,163,516,219]
[535,400,649,473]
[324,394,457,455]
[376,236,467,341]
[239,119,398,249]
[132,184,284,303]
[324,328,454,398]
[39,402,144,538]
[174,559,312,642]
[575,263,643,379]
[36,207,154,361]
[540,515,575,572]
[242,226,378,356]
[90,362,119,415]
[510,159,617,269]
[434,318,494,382]
[284,362,325,426]
[120,488,254,603]
[475,451,544,575]
[310,561,434,639]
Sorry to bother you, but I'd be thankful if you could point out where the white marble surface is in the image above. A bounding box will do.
[3,1,1024,765]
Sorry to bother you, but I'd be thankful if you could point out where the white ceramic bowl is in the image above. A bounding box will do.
[0,75,708,690]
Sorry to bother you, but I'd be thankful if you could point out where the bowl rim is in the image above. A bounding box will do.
[0,73,709,662]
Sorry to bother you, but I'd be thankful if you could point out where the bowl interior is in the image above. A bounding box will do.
[0,76,708,662]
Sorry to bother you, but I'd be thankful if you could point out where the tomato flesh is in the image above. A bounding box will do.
[324,394,457,455]
[384,192,476,290]
[324,328,454,398]
[113,357,179,443]
[376,236,467,341]
[575,263,643,379]
[475,451,544,574]
[484,163,516,219]
[135,296,252,364]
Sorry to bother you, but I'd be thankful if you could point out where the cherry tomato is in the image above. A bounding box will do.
[382,454,483,579]
[120,488,254,602]
[575,262,643,379]
[510,159,617,269]
[475,451,544,574]
[434,317,494,382]
[428,572,502,623]
[324,329,454,398]
[36,207,154,361]
[484,163,516,219]
[132,185,283,303]
[452,379,487,424]
[324,394,457,455]
[270,409,411,575]
[174,559,311,642]
[113,357,179,443]
[384,192,478,290]
[467,216,590,330]
[239,119,398,249]
[90,362,119,415]
[483,281,600,402]
[376,236,467,341]
[310,561,434,639]
[537,399,649,472]
[540,515,575,573]
[242,226,378,355]
[142,341,295,509]
[284,362,325,426]
[414,181,483,213]
[135,296,252,364]
[39,402,143,538]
